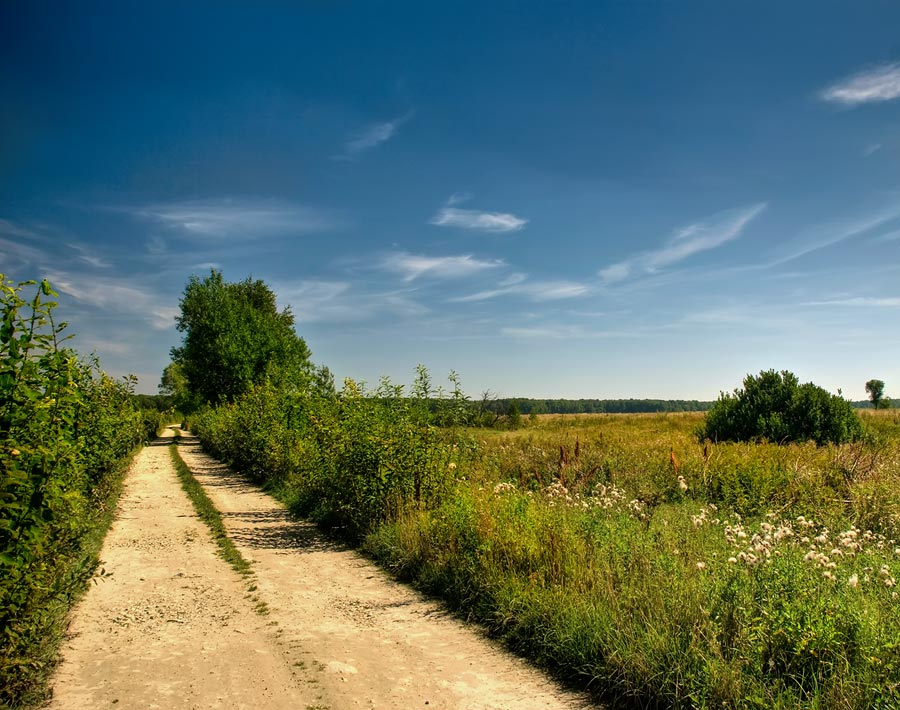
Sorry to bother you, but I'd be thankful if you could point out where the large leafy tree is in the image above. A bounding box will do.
[171,271,314,404]
[865,379,886,409]
[701,369,864,445]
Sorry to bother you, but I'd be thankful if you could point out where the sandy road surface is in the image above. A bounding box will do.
[49,429,314,710]
[51,429,594,709]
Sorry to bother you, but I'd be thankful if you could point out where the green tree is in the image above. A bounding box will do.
[159,361,200,415]
[171,271,315,404]
[865,379,886,409]
[701,369,864,445]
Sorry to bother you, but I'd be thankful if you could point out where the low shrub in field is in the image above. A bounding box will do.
[0,277,145,708]
[701,370,865,446]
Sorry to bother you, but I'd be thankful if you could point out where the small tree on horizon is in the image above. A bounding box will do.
[865,379,886,409]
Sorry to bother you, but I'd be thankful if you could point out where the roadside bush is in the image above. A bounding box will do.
[0,277,144,708]
[701,370,865,445]
[191,369,465,542]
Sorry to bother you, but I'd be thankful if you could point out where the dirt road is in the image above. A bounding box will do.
[50,429,593,709]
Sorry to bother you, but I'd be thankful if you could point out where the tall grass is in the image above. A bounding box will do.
[192,380,900,708]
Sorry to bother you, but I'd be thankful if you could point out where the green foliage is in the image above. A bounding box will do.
[0,276,144,707]
[172,270,323,405]
[191,368,464,542]
[192,364,900,708]
[701,370,865,445]
[866,379,887,410]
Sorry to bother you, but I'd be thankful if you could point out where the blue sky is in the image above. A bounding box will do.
[2,2,899,399]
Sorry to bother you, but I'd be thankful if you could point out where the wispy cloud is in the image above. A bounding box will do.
[128,198,340,238]
[500,325,636,339]
[46,271,179,330]
[803,296,900,308]
[430,206,528,233]
[274,279,428,324]
[379,252,505,282]
[768,205,900,266]
[599,203,766,284]
[67,243,112,268]
[335,111,413,160]
[821,62,900,106]
[863,143,883,157]
[451,275,589,302]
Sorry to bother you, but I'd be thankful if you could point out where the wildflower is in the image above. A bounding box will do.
[728,557,737,564]
[696,561,706,571]
[823,571,835,581]
[10,449,19,457]
[448,462,457,470]
[848,574,859,588]
[678,475,688,492]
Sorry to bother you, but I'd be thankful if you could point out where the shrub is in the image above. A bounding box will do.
[701,370,865,445]
[0,276,144,707]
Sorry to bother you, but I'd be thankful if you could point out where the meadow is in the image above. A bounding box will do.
[192,379,900,709]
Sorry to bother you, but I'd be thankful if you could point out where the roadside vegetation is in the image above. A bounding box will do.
[179,271,900,709]
[0,276,156,709]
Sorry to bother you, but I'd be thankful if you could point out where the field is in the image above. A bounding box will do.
[193,386,900,709]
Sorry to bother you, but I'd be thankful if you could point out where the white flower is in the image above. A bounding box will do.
[848,574,859,588]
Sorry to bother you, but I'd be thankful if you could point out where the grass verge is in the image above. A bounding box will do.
[168,430,253,577]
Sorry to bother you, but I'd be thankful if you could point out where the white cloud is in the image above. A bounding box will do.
[67,243,112,268]
[500,325,634,339]
[821,62,900,106]
[336,111,413,160]
[599,203,766,284]
[452,277,589,303]
[380,252,505,282]
[430,207,528,233]
[769,205,900,266]
[803,296,900,308]
[0,235,46,269]
[447,192,473,206]
[274,279,428,324]
[46,271,179,331]
[130,199,339,238]
[863,143,883,157]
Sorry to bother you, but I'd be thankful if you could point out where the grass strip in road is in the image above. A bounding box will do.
[168,433,253,578]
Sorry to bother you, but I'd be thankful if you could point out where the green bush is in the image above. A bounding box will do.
[0,276,144,708]
[701,370,865,445]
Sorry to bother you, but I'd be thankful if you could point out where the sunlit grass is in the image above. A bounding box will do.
[193,390,900,708]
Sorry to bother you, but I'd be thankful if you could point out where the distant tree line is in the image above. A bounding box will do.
[477,397,714,416]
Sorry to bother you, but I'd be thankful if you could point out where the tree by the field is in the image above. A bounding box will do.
[171,271,317,404]
[700,369,865,445]
[865,379,886,409]
[158,361,202,415]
